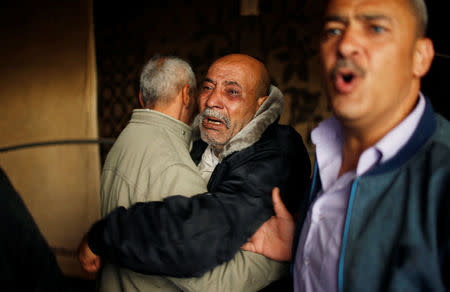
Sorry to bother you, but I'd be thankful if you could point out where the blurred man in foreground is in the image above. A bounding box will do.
[243,0,450,291]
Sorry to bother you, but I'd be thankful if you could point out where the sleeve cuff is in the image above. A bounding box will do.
[87,219,108,256]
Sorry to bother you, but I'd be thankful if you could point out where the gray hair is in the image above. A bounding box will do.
[408,0,428,37]
[139,55,196,107]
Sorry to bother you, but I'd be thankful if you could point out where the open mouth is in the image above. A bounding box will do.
[331,59,366,94]
[200,108,231,129]
[202,115,227,130]
[342,73,354,83]
[205,116,224,125]
[334,69,359,94]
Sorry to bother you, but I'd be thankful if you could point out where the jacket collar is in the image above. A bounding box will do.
[368,97,437,175]
[131,109,193,150]
[219,85,284,160]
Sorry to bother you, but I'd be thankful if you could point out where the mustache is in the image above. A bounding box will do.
[201,108,231,129]
[331,59,366,78]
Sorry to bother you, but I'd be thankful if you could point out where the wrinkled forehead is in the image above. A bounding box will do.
[206,59,259,91]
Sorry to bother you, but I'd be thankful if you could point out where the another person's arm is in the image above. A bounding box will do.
[167,250,289,292]
[85,150,290,277]
[166,188,294,292]
[80,127,310,277]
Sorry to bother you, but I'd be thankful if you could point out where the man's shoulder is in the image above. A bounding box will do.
[402,114,450,176]
[261,123,307,152]
[272,123,304,139]
[419,114,450,167]
[434,114,450,147]
[117,120,161,140]
[224,122,309,168]
[425,115,450,170]
[104,123,188,172]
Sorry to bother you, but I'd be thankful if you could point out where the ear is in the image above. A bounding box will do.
[181,84,191,106]
[256,95,269,109]
[412,37,434,78]
[138,91,145,108]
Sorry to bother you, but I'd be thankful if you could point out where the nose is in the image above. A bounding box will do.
[337,26,361,58]
[204,87,223,109]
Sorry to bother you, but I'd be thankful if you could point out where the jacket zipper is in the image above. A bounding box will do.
[308,163,319,207]
[338,177,360,292]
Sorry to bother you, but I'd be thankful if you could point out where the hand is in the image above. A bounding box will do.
[242,187,295,261]
[77,234,101,273]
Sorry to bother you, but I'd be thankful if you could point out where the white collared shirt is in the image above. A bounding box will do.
[197,145,219,183]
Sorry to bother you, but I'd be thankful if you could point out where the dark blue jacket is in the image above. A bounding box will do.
[88,122,311,277]
[293,99,450,292]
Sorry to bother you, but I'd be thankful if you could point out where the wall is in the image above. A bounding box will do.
[94,0,449,167]
[94,0,332,165]
[0,1,100,278]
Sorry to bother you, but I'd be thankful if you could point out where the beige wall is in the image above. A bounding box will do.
[0,1,100,278]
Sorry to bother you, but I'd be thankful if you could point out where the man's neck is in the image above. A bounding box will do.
[338,93,421,177]
[151,102,191,126]
[338,135,367,176]
[212,146,223,158]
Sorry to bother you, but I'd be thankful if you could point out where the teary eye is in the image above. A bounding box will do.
[201,84,213,91]
[226,88,240,96]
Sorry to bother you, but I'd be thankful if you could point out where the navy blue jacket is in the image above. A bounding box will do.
[88,122,311,277]
[293,99,450,292]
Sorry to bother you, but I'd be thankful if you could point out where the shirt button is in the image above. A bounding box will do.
[304,259,310,265]
[318,214,324,220]
[182,130,186,135]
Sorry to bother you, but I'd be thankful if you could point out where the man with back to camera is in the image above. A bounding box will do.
[243,0,450,291]
[90,55,208,291]
[78,53,311,291]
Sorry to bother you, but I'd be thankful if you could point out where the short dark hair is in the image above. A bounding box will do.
[407,0,428,37]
